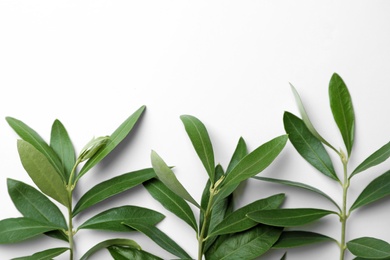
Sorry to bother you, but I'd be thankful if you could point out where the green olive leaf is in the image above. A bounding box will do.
[78,206,165,232]
[143,178,197,232]
[6,117,66,182]
[123,222,192,259]
[107,245,163,260]
[284,112,339,181]
[272,231,336,248]
[350,170,390,211]
[329,73,355,157]
[151,150,200,208]
[50,119,76,183]
[11,247,69,260]
[351,141,390,178]
[73,168,156,216]
[77,105,146,181]
[180,115,215,183]
[347,237,390,259]
[226,137,248,175]
[17,140,69,207]
[79,239,141,260]
[247,208,336,227]
[0,218,62,244]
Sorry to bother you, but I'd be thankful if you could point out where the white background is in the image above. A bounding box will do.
[1,1,390,259]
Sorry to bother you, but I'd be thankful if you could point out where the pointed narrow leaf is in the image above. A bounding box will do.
[272,231,335,248]
[6,117,65,181]
[209,194,285,237]
[79,238,141,260]
[205,225,283,260]
[0,218,61,244]
[17,140,69,207]
[247,208,336,227]
[7,179,67,229]
[347,237,390,259]
[180,115,215,183]
[351,141,390,177]
[143,179,197,231]
[290,83,338,153]
[108,246,163,260]
[11,247,69,260]
[77,105,146,180]
[73,168,156,216]
[79,206,164,231]
[329,73,355,156]
[350,170,390,211]
[50,119,76,182]
[124,222,191,259]
[151,150,200,208]
[253,176,341,211]
[284,112,339,181]
[226,137,247,174]
[280,252,287,260]
[221,135,288,189]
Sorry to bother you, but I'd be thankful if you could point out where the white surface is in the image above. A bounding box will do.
[1,1,390,259]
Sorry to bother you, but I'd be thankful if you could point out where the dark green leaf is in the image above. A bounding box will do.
[290,83,338,153]
[0,218,61,244]
[221,135,288,190]
[350,170,390,211]
[205,225,282,260]
[180,115,215,183]
[143,178,197,231]
[17,140,69,207]
[208,194,285,237]
[151,150,200,208]
[44,230,68,242]
[7,179,67,230]
[329,73,355,156]
[79,238,141,260]
[73,168,156,216]
[283,112,339,181]
[11,247,69,260]
[6,117,66,181]
[124,222,192,259]
[77,105,146,180]
[78,206,164,232]
[347,237,390,259]
[50,119,76,183]
[247,208,336,227]
[253,176,341,211]
[226,137,247,174]
[108,246,163,260]
[272,231,335,248]
[280,252,287,260]
[351,141,390,178]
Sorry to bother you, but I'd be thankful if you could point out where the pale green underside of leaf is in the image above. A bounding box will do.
[253,176,341,211]
[350,170,390,211]
[108,246,163,260]
[347,237,390,259]
[247,208,336,227]
[0,218,62,244]
[17,140,69,207]
[124,222,192,259]
[78,206,165,232]
[79,239,141,260]
[329,73,355,157]
[11,247,69,260]
[284,112,339,181]
[143,178,197,231]
[6,117,66,181]
[77,105,146,180]
[272,231,336,248]
[151,150,200,208]
[73,168,156,216]
[180,115,215,183]
[351,141,390,177]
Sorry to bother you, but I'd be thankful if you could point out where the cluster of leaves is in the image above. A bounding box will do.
[0,106,190,260]
[252,73,390,259]
[146,115,289,260]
